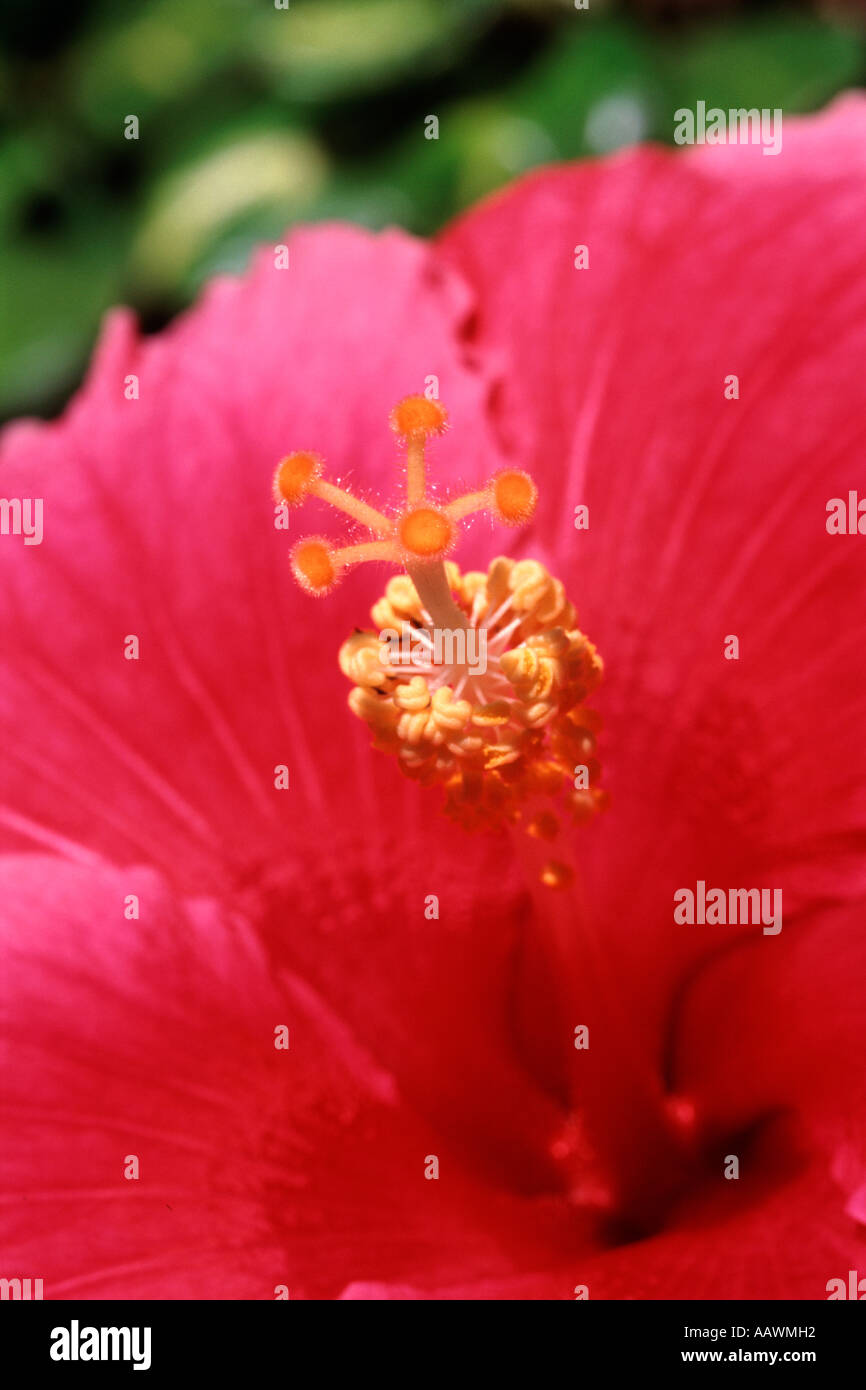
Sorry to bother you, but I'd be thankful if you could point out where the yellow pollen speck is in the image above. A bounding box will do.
[540,860,575,890]
[526,811,560,841]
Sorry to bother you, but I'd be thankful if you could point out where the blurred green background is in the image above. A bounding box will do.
[1,0,864,423]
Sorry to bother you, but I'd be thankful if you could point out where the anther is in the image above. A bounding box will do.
[540,860,575,890]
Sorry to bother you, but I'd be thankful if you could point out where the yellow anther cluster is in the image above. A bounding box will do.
[338,557,606,835]
[487,557,575,631]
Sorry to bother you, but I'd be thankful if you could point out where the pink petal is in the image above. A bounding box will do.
[0,224,573,1181]
[338,1149,866,1299]
[675,899,866,1144]
[0,856,574,1298]
[0,226,504,894]
[438,105,866,1179]
[685,91,866,181]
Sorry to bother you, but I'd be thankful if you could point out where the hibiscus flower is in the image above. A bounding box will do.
[1,94,865,1301]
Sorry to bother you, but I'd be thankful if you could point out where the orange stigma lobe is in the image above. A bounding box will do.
[389,395,448,440]
[491,469,538,526]
[273,451,323,506]
[398,506,456,560]
[290,537,338,595]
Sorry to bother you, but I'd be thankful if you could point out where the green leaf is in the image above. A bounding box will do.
[250,0,500,102]
[658,11,865,117]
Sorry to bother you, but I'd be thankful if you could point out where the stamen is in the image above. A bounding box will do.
[540,861,575,890]
[273,396,604,861]
[337,555,606,852]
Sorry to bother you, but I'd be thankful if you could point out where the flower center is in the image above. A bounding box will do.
[273,395,607,880]
[340,557,605,847]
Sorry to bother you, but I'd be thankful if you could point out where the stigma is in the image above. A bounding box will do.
[274,395,606,848]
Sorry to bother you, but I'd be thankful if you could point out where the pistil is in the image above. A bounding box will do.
[405,559,469,635]
[272,394,607,866]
